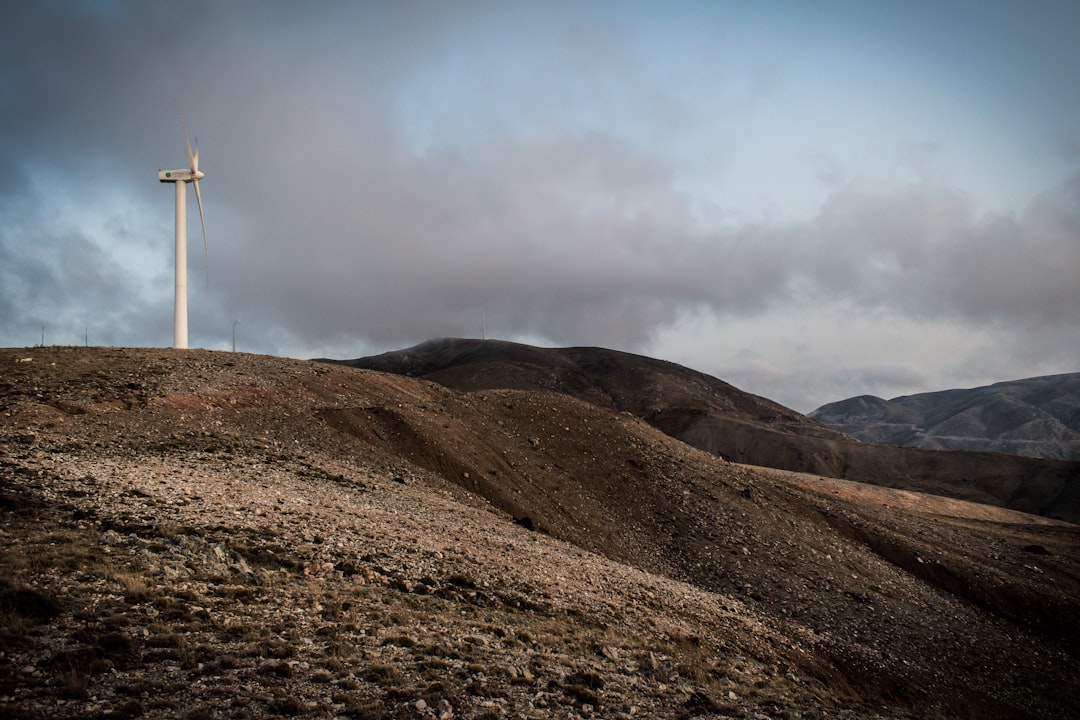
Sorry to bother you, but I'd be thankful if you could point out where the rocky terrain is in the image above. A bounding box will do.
[810,373,1080,461]
[329,339,1080,523]
[2,346,1079,719]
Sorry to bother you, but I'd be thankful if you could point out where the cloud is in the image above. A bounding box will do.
[787,175,1080,326]
[213,120,1080,367]
[208,129,697,348]
[0,2,1077,410]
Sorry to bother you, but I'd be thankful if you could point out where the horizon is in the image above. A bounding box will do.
[7,337,1077,414]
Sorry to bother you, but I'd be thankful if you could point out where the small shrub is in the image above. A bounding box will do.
[0,585,62,621]
[339,697,390,719]
[112,698,145,719]
[257,660,293,678]
[269,695,303,715]
[563,683,600,708]
[684,690,724,714]
[220,622,261,642]
[360,663,400,685]
[112,570,152,603]
[216,585,255,602]
[321,656,345,674]
[321,599,344,620]
[59,665,90,699]
[261,638,295,658]
[94,631,137,660]
[380,635,416,648]
[0,613,31,646]
[216,654,238,670]
[421,658,452,672]
[672,634,715,684]
[146,632,185,649]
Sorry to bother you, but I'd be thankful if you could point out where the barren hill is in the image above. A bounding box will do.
[330,338,838,440]
[2,347,1079,719]
[810,373,1080,461]
[328,339,1080,524]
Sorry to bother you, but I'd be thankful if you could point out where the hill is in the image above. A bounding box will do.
[328,339,1080,523]
[810,373,1080,461]
[2,346,1079,719]
[330,338,840,440]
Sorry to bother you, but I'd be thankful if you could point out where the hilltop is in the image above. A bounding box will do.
[329,338,839,439]
[2,346,1079,719]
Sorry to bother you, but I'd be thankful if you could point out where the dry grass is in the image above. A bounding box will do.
[58,663,90,700]
[111,569,152,603]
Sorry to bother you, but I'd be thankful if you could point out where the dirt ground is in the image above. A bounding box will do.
[2,346,1078,719]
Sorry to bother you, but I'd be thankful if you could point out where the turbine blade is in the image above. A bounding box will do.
[180,112,196,172]
[193,179,208,286]
[192,140,199,173]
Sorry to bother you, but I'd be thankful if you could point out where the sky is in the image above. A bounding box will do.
[2,1,1078,413]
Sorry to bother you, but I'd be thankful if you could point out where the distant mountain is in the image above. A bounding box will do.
[810,373,1080,461]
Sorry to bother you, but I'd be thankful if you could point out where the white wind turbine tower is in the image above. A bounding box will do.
[158,116,207,349]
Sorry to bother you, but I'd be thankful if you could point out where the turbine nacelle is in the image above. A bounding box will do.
[158,169,205,183]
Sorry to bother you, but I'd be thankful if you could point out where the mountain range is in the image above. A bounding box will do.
[809,373,1080,461]
[330,339,1080,523]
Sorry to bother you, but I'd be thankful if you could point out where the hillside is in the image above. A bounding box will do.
[328,339,1080,523]
[331,338,840,440]
[810,373,1080,461]
[2,346,1079,719]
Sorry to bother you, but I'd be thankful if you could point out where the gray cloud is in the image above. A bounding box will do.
[791,176,1080,326]
[0,218,165,347]
[205,113,1080,356]
[0,2,1076,407]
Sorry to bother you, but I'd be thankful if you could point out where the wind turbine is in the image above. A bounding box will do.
[158,115,207,349]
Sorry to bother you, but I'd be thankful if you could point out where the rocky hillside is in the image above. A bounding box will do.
[810,373,1080,461]
[330,338,840,439]
[328,339,1080,524]
[2,347,1079,719]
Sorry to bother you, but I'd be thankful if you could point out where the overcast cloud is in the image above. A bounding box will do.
[2,1,1078,412]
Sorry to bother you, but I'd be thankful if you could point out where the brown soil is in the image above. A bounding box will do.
[2,346,1078,719]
